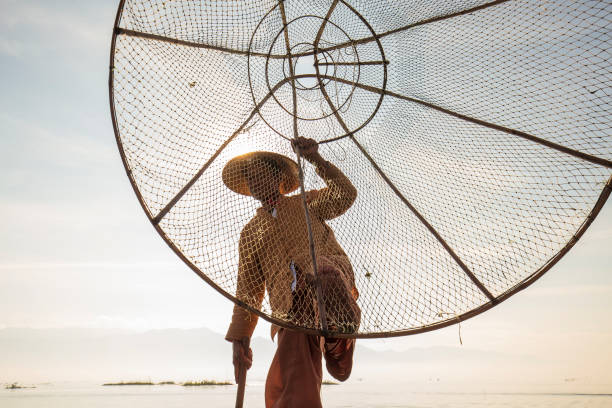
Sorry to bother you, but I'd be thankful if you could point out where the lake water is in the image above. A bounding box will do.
[2,382,611,408]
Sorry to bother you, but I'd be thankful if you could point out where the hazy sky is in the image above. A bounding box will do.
[1,0,611,385]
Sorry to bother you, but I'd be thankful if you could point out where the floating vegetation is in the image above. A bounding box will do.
[102,381,154,386]
[182,380,232,386]
[5,383,35,389]
[101,379,232,386]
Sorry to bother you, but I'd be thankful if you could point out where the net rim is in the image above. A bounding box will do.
[108,0,612,339]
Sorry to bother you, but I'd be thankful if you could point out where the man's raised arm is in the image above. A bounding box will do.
[292,137,357,220]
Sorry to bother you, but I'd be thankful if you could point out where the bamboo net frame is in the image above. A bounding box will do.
[109,0,612,338]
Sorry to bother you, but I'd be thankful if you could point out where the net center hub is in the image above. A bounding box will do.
[294,54,317,89]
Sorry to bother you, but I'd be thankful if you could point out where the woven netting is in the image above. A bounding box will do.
[110,0,612,338]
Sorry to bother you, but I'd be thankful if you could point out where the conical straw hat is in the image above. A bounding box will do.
[222,151,300,196]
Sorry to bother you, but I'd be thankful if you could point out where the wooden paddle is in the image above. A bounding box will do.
[235,336,250,408]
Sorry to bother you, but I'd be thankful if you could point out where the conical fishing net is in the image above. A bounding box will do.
[109,0,612,338]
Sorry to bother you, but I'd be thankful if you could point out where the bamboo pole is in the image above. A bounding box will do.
[235,336,250,408]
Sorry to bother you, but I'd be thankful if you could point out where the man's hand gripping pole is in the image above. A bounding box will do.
[234,336,251,408]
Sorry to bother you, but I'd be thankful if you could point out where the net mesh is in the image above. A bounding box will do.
[110,0,612,337]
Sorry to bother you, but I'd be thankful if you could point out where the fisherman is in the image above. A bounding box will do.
[223,137,361,408]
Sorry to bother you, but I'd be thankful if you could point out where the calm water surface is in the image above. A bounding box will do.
[1,382,611,407]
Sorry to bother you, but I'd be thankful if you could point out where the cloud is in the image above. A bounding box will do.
[524,284,612,297]
[0,1,112,59]
[0,37,21,57]
[584,226,612,242]
[0,112,114,171]
[0,261,180,271]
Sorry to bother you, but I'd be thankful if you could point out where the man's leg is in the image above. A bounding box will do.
[265,328,323,408]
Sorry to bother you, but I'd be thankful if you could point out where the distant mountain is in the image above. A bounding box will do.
[0,327,565,385]
[0,327,244,383]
